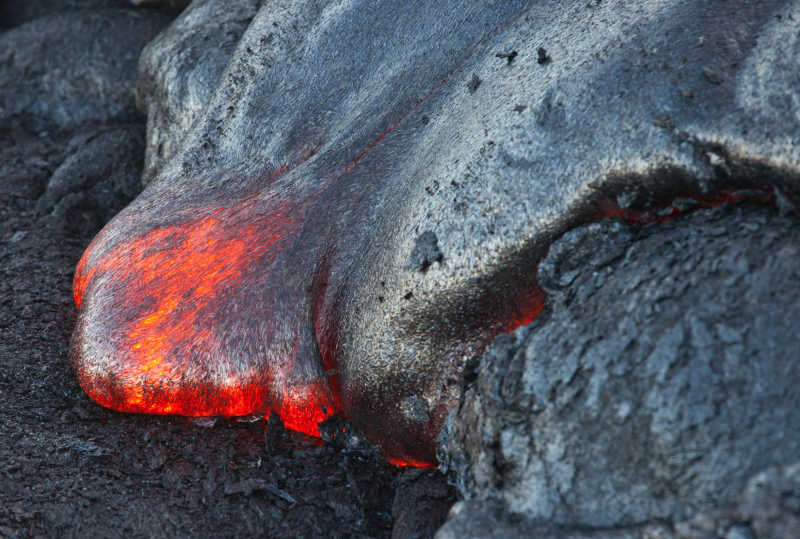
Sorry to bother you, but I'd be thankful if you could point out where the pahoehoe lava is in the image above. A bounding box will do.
[71,0,800,465]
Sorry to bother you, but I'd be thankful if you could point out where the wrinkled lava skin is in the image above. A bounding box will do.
[72,0,800,464]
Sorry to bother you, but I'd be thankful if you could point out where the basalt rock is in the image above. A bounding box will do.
[73,0,800,468]
[35,124,147,234]
[392,468,457,539]
[439,204,800,536]
[0,8,172,130]
[437,464,800,539]
[135,0,262,184]
[0,1,131,29]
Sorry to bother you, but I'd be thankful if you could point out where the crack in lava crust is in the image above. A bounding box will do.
[72,199,337,437]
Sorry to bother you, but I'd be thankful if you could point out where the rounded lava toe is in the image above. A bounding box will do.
[71,234,337,437]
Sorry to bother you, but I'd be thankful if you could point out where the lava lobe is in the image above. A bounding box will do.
[72,198,336,437]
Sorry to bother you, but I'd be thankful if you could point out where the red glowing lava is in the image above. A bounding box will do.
[71,79,453,464]
[73,200,337,437]
[385,456,434,468]
[503,287,546,332]
[590,188,776,225]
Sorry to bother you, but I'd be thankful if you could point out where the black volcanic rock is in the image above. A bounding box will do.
[35,124,146,230]
[0,0,131,29]
[439,204,800,536]
[0,8,172,129]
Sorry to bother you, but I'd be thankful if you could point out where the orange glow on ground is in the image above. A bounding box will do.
[385,456,435,468]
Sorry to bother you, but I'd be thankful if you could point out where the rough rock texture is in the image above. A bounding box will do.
[34,125,147,230]
[136,0,263,184]
[439,204,800,536]
[0,9,172,130]
[437,462,800,539]
[0,1,131,29]
[438,498,676,539]
[392,469,457,539]
[0,0,184,29]
[75,0,800,466]
[130,0,189,9]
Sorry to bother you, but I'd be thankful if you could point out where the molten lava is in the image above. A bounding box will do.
[71,84,448,465]
[590,188,777,225]
[73,200,337,437]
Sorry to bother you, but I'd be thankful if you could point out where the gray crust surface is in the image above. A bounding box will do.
[440,204,800,535]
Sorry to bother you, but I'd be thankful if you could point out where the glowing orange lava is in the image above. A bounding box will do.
[73,200,337,437]
[590,188,776,225]
[503,287,546,333]
[385,456,435,468]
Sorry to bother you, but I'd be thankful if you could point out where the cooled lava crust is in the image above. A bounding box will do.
[71,0,800,465]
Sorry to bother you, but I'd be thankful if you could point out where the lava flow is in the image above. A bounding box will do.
[71,179,782,467]
[70,78,451,465]
[72,199,337,437]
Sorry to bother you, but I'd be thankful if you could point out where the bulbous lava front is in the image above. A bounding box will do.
[71,196,339,437]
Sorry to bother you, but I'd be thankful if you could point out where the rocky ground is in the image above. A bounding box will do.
[439,202,800,538]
